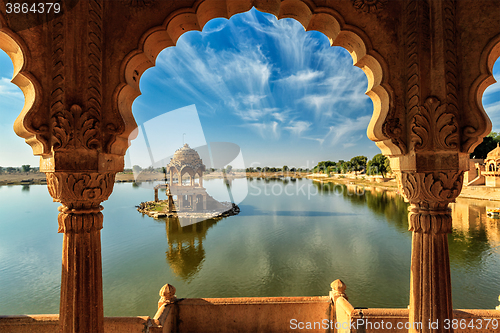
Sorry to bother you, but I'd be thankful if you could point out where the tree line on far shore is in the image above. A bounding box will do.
[309,131,500,178]
[3,132,497,176]
[312,154,391,178]
[0,165,38,174]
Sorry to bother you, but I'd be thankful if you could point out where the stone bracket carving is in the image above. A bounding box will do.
[351,0,388,13]
[400,171,463,235]
[46,172,115,209]
[52,104,101,150]
[411,97,459,151]
[400,171,463,205]
[46,172,115,234]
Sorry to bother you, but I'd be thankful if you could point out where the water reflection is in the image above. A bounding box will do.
[162,217,223,280]
[143,179,500,309]
[313,181,500,287]
[312,182,409,232]
[2,179,500,316]
[450,199,500,267]
[160,180,500,286]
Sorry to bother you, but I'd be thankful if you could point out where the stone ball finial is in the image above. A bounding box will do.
[330,279,347,301]
[158,284,176,309]
[331,279,346,293]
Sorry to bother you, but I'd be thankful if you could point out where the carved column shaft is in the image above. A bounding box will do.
[408,203,453,333]
[59,208,104,333]
[400,171,463,333]
[47,172,115,333]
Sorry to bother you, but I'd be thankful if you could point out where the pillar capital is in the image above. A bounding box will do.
[399,170,463,205]
[46,171,115,208]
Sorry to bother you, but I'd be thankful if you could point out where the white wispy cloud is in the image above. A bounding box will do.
[235,108,273,122]
[202,18,228,33]
[277,69,324,84]
[0,77,23,98]
[284,120,311,136]
[302,116,370,147]
[143,7,375,161]
[240,94,267,105]
[485,100,500,112]
[325,116,371,146]
[484,82,500,97]
[271,110,287,122]
[246,121,280,139]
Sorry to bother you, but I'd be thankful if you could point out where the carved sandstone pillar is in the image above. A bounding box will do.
[47,172,115,333]
[8,1,125,331]
[399,171,463,333]
[393,0,490,330]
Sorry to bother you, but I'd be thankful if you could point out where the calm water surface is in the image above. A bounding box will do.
[1,178,500,317]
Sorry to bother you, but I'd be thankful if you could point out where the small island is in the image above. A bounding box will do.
[136,144,240,220]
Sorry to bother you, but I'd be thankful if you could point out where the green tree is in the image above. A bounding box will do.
[367,154,391,177]
[350,156,367,175]
[225,165,232,174]
[314,161,336,173]
[338,160,351,174]
[132,165,142,173]
[21,165,30,173]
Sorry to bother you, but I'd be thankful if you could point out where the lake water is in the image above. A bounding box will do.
[1,178,500,317]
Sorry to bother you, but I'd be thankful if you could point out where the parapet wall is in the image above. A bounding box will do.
[174,296,332,333]
[0,315,151,333]
[350,309,500,333]
[2,306,500,333]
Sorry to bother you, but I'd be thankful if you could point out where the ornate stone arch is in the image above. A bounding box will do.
[180,166,196,180]
[0,26,47,155]
[3,1,499,332]
[195,168,204,178]
[114,0,402,158]
[465,33,500,153]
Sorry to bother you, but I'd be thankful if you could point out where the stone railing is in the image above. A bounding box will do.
[0,315,153,333]
[2,280,500,333]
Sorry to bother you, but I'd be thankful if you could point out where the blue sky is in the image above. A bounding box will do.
[1,8,500,168]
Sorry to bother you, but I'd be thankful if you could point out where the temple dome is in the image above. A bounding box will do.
[486,143,500,160]
[167,144,205,172]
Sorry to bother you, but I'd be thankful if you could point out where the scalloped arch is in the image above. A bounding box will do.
[0,27,47,155]
[180,166,197,179]
[465,34,500,153]
[116,0,400,156]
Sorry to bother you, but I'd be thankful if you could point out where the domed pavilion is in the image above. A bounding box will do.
[167,143,206,187]
[483,143,500,187]
[164,144,208,212]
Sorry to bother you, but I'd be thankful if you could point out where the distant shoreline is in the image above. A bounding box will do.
[0,171,308,186]
[2,171,500,202]
[306,173,500,202]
